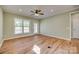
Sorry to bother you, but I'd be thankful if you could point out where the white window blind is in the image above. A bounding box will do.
[23,20,30,33]
[14,18,22,34]
[14,17,30,34]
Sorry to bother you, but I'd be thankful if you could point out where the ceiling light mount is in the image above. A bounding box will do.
[51,9,54,12]
[34,14,39,16]
[19,9,22,12]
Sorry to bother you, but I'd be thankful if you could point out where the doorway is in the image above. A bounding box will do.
[71,12,79,38]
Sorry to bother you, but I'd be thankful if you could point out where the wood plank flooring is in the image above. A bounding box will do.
[0,34,79,54]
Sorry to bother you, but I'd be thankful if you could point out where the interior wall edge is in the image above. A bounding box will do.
[0,8,4,48]
[3,34,36,40]
[0,39,4,48]
[69,11,79,38]
[40,33,71,41]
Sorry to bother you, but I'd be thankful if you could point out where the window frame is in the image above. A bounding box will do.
[14,18,30,35]
[23,20,30,33]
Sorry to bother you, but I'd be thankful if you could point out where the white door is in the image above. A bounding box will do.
[72,13,79,38]
[33,23,38,34]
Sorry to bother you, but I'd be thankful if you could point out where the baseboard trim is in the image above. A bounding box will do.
[71,38,79,40]
[40,34,71,41]
[4,34,35,40]
[3,34,71,41]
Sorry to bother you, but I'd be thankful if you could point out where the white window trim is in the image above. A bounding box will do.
[14,18,30,35]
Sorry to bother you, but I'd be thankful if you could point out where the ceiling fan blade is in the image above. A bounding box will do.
[31,10,35,13]
[31,9,44,16]
[38,10,41,12]
[35,9,41,13]
[39,13,44,15]
[31,14,35,15]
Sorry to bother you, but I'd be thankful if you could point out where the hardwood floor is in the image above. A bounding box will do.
[0,34,79,54]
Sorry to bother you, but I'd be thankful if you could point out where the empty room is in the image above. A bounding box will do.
[0,5,79,54]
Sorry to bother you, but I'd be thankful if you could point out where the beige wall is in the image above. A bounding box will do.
[0,8,3,47]
[3,12,71,40]
[71,12,79,38]
[40,13,71,40]
[3,12,40,39]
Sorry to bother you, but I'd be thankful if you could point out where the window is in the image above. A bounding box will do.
[15,18,22,34]
[34,23,38,33]
[14,18,30,34]
[23,20,30,33]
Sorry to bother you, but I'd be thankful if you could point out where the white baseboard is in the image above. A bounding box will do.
[40,34,71,41]
[3,33,71,41]
[4,34,35,40]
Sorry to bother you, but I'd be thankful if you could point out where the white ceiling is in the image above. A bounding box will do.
[1,5,79,19]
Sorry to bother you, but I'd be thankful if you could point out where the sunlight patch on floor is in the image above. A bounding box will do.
[32,45,40,54]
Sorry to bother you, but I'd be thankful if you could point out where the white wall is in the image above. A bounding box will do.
[71,12,79,38]
[3,12,40,39]
[3,12,71,40]
[0,8,3,47]
[40,13,71,40]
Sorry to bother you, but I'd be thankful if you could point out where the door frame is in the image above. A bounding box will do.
[69,11,79,39]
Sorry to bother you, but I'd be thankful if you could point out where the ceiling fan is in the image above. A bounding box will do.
[31,9,44,16]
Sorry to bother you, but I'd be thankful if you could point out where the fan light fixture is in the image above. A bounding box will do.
[31,9,44,16]
[34,13,39,16]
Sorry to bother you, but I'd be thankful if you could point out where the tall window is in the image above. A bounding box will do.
[23,20,30,33]
[34,23,38,33]
[14,18,30,34]
[15,18,22,34]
